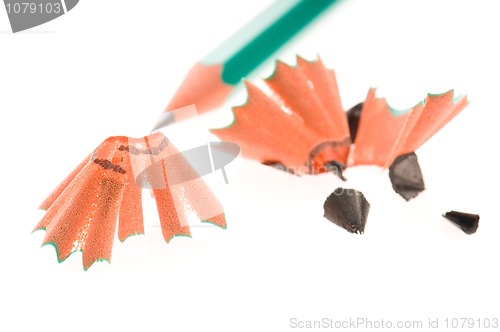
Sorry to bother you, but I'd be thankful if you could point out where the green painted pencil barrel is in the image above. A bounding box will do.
[202,0,338,85]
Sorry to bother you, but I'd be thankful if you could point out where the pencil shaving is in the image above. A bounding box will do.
[212,56,469,184]
[34,132,226,270]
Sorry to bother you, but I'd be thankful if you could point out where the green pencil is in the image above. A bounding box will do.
[155,0,338,128]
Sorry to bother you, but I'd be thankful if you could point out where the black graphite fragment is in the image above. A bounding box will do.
[323,188,370,234]
[443,211,479,234]
[262,161,297,175]
[346,102,363,142]
[324,160,346,181]
[389,152,425,201]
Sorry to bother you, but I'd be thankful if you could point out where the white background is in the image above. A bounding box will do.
[1,1,499,331]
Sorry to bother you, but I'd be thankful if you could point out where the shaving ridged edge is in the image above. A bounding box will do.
[349,89,409,167]
[33,139,128,270]
[385,90,468,167]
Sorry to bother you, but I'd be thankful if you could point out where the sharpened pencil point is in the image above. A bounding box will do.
[165,63,233,114]
[151,112,175,132]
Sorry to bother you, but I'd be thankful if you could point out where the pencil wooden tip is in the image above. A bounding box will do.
[165,62,233,113]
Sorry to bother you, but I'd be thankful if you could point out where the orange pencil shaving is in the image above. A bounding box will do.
[34,132,225,270]
[212,56,469,190]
